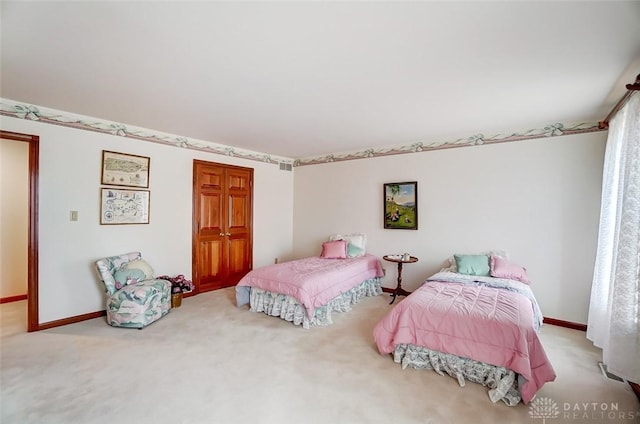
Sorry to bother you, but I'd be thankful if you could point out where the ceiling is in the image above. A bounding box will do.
[2,1,639,161]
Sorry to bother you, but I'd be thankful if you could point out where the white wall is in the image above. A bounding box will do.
[0,139,29,298]
[0,116,294,323]
[0,110,606,325]
[293,133,606,324]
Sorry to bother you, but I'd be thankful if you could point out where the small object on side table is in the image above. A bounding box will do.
[382,254,419,304]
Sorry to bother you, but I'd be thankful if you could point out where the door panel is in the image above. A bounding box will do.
[227,238,249,285]
[200,169,223,189]
[197,239,224,291]
[229,194,248,229]
[199,192,223,232]
[227,173,247,190]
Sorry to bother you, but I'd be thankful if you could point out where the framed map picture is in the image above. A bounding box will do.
[384,181,418,230]
[101,150,150,188]
[100,188,150,225]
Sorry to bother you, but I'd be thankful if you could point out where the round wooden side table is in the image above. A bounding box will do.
[382,255,418,304]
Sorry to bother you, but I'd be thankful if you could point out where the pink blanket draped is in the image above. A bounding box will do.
[373,279,556,403]
[236,254,384,318]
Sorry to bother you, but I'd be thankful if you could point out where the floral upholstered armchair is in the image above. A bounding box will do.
[95,252,171,328]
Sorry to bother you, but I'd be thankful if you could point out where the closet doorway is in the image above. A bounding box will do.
[192,160,253,293]
[0,130,39,332]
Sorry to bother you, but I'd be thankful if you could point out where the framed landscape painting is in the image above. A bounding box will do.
[384,181,418,230]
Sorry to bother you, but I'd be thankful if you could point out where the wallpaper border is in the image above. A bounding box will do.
[294,122,604,166]
[0,99,292,166]
[1,98,604,167]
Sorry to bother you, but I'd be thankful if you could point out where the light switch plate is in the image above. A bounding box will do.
[70,211,78,221]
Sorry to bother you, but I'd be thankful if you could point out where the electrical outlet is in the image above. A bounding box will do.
[70,211,78,221]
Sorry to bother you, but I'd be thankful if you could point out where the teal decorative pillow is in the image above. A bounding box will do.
[454,254,490,276]
[113,268,146,290]
[347,243,365,257]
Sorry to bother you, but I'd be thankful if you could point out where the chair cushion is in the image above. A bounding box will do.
[106,279,171,327]
[123,259,154,280]
[113,268,146,290]
[95,252,142,295]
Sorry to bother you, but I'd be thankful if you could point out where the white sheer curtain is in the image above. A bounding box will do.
[587,93,640,383]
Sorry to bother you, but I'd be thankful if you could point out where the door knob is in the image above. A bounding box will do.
[219,233,225,237]
[226,232,231,236]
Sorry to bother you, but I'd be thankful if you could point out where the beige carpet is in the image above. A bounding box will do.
[1,289,638,424]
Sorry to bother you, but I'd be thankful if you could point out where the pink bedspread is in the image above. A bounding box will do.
[373,278,556,403]
[236,254,384,318]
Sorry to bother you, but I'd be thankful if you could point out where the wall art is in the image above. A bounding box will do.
[384,181,418,230]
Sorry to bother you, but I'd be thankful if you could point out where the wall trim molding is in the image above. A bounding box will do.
[543,317,587,332]
[0,294,27,304]
[37,310,106,331]
[1,98,605,168]
[630,381,640,402]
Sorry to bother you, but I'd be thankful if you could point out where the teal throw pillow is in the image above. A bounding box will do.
[347,243,365,258]
[454,254,490,276]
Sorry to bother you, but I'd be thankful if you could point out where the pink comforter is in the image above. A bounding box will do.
[236,254,384,318]
[373,278,556,403]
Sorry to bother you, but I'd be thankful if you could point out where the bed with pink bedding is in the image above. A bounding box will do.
[373,270,556,405]
[236,254,384,328]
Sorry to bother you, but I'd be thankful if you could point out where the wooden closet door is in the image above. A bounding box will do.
[225,167,253,286]
[193,162,226,292]
[193,161,253,293]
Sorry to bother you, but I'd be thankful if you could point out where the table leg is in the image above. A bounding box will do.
[390,262,407,304]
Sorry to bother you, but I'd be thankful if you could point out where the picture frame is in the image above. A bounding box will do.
[100,188,150,225]
[101,150,150,188]
[384,181,418,230]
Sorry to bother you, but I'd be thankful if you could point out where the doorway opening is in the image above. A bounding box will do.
[0,130,39,332]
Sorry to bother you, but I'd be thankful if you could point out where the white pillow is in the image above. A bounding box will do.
[123,259,154,280]
[329,233,366,258]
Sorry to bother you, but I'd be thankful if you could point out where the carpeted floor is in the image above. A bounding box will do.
[1,288,638,424]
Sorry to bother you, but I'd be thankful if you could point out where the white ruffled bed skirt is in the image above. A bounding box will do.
[393,344,522,406]
[248,277,382,329]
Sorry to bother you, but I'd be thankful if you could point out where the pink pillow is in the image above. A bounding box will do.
[320,240,347,259]
[490,255,530,284]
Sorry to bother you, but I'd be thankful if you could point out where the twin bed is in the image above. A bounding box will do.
[236,245,555,405]
[236,234,384,329]
[373,257,556,405]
